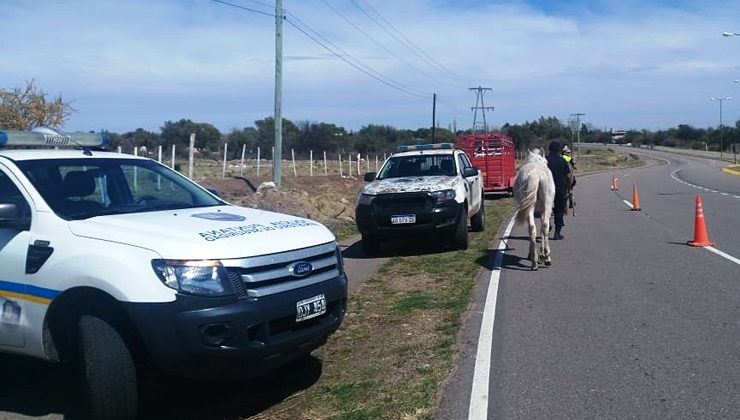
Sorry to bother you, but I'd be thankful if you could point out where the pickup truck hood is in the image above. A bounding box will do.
[362,176,457,195]
[67,205,335,259]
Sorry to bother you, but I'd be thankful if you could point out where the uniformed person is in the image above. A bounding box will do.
[546,141,572,239]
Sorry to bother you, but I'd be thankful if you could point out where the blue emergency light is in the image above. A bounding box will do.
[398,143,454,152]
[0,127,109,148]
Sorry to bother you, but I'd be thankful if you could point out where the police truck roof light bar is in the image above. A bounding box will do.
[398,143,454,152]
[0,127,109,148]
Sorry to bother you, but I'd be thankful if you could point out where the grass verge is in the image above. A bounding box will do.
[255,198,516,419]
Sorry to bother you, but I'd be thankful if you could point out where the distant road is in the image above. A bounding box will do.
[437,147,740,419]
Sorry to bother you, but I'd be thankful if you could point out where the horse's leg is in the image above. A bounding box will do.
[527,209,538,270]
[541,208,552,266]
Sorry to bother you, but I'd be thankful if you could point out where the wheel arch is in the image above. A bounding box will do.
[43,287,148,364]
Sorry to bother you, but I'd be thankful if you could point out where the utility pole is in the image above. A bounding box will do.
[569,113,585,158]
[273,0,284,188]
[711,97,731,162]
[469,86,494,133]
[431,93,436,143]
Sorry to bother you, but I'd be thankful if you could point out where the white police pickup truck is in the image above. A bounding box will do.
[355,143,485,254]
[0,128,347,418]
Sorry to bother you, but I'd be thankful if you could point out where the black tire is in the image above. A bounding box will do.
[78,315,138,420]
[470,197,485,232]
[361,235,381,255]
[452,207,469,250]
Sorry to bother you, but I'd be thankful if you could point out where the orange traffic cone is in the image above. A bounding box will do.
[630,184,642,211]
[688,195,715,247]
[611,175,618,191]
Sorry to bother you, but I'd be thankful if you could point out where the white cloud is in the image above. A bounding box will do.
[1,0,740,133]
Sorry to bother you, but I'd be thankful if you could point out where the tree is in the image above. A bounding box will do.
[121,128,161,154]
[160,119,222,152]
[225,127,259,159]
[294,121,347,155]
[0,80,75,129]
[254,117,300,156]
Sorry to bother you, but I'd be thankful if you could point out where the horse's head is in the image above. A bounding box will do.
[526,148,547,165]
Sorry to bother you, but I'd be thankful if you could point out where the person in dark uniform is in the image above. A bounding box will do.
[546,141,572,239]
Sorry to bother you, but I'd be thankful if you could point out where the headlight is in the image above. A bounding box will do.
[151,259,233,297]
[430,189,456,203]
[357,193,375,206]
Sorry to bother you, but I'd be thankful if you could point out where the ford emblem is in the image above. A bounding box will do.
[290,261,313,277]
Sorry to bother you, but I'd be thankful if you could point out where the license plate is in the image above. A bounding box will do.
[296,294,327,322]
[391,214,416,224]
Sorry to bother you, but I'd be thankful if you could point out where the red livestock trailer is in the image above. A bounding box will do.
[457,132,516,194]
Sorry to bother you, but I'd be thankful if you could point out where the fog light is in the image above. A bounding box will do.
[199,323,235,347]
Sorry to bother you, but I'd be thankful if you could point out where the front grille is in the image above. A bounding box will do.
[224,241,340,298]
[373,193,433,212]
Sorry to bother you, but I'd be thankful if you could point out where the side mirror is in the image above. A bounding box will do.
[0,202,31,230]
[207,188,221,198]
[363,172,377,182]
[462,167,479,178]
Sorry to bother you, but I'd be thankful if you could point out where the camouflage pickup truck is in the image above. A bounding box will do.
[355,143,485,255]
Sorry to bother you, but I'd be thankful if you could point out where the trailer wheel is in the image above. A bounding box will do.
[452,208,469,250]
[470,197,485,232]
[78,315,138,420]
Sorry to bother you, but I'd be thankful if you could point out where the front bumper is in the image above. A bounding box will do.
[355,192,463,240]
[124,274,347,379]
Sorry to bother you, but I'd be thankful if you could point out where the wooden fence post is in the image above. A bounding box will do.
[240,144,246,177]
[222,142,228,178]
[188,133,195,179]
[291,149,297,177]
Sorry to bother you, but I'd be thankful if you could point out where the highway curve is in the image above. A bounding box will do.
[437,147,740,419]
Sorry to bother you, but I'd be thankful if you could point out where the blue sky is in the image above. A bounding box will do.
[2,0,740,134]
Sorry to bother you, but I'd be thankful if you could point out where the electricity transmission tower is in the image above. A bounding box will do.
[469,86,495,133]
[568,113,585,157]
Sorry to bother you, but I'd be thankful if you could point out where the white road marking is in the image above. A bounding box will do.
[468,216,515,420]
[671,168,738,198]
[705,246,740,266]
[623,200,634,208]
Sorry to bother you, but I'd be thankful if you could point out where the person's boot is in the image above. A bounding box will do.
[554,226,564,240]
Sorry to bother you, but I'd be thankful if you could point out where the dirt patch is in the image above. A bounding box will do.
[197,175,366,237]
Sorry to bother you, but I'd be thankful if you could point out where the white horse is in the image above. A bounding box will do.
[513,148,556,270]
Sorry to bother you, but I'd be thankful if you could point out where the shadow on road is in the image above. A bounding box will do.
[0,353,323,419]
[342,235,458,259]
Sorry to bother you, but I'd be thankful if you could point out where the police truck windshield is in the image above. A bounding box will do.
[15,158,223,220]
[376,155,456,179]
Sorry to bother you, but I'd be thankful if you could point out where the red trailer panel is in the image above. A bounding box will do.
[457,132,516,194]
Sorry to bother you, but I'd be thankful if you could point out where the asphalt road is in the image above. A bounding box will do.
[437,147,740,419]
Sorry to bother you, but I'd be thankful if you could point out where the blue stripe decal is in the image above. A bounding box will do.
[26,284,61,300]
[0,131,7,146]
[0,280,60,300]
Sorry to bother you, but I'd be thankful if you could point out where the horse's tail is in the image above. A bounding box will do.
[514,171,538,226]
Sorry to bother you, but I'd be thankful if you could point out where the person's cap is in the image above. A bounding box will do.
[562,145,572,153]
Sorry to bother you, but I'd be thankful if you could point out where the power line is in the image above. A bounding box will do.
[210,0,274,17]
[436,96,469,117]
[319,0,443,84]
[351,0,466,85]
[285,11,431,100]
[237,0,274,9]
[211,1,444,108]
